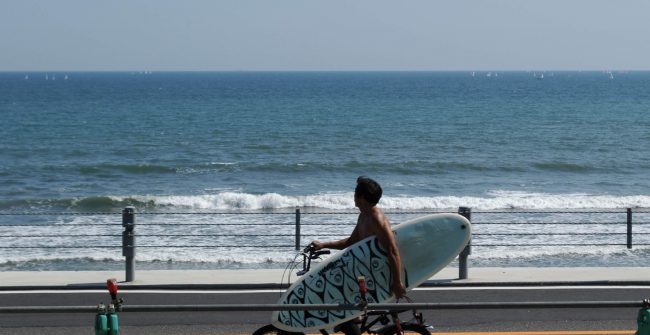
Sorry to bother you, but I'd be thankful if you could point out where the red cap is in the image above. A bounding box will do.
[107,278,118,297]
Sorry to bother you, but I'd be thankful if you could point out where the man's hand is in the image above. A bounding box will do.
[311,240,324,251]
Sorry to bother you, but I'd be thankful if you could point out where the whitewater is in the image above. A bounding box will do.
[2,190,650,271]
[2,71,650,270]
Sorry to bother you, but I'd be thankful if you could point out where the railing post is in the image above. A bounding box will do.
[122,207,136,282]
[627,208,633,249]
[295,208,301,251]
[458,207,472,279]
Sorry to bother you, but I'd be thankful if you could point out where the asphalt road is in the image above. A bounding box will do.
[0,286,645,334]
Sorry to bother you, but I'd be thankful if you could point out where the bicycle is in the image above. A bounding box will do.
[252,245,431,335]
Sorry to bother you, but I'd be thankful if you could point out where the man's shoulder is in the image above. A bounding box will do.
[370,207,389,226]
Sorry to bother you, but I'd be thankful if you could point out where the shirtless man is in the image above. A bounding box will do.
[311,177,406,335]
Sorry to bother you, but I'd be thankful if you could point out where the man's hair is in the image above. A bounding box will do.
[355,176,383,205]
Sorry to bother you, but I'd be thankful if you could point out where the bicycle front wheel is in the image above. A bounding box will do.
[380,323,431,335]
[252,324,305,335]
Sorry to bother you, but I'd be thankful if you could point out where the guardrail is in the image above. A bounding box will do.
[2,207,650,282]
[0,301,643,314]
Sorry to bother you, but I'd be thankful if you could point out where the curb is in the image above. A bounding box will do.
[3,280,650,291]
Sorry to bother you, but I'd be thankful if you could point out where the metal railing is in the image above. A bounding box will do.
[0,300,643,314]
[2,207,650,282]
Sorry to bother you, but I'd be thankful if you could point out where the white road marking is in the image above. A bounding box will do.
[0,285,648,294]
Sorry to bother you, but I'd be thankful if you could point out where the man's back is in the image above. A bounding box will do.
[356,206,390,241]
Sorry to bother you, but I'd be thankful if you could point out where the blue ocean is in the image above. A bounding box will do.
[2,71,650,270]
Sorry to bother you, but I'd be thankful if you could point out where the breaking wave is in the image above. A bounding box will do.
[3,191,650,212]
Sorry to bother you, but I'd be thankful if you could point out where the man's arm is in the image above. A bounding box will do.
[372,210,406,299]
[312,224,361,250]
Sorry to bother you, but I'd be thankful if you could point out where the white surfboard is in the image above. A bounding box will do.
[273,213,471,332]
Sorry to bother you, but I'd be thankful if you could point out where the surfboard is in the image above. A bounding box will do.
[272,213,471,332]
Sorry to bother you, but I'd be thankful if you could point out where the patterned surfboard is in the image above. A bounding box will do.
[272,213,471,332]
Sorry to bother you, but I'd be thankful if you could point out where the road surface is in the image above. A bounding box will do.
[0,285,644,334]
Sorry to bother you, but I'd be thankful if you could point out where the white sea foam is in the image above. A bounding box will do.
[125,192,357,210]
[112,191,650,211]
[4,191,650,270]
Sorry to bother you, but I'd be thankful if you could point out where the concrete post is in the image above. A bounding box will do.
[295,208,301,251]
[458,207,472,279]
[122,207,135,282]
[627,208,633,249]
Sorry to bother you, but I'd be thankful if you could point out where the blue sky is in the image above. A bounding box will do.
[1,0,649,71]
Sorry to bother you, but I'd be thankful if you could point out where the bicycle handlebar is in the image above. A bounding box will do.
[311,250,330,258]
[303,244,331,257]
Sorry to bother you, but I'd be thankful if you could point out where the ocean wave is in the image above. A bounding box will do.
[0,199,32,210]
[0,251,297,269]
[533,162,605,173]
[176,160,527,175]
[3,246,650,270]
[70,196,158,211]
[0,196,158,212]
[79,163,177,175]
[466,246,650,267]
[16,159,612,180]
[3,191,650,212]
[476,190,650,210]
[129,193,354,210]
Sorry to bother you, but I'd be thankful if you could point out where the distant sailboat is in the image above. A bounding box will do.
[536,73,544,80]
[64,75,68,80]
[24,75,29,80]
[609,73,614,80]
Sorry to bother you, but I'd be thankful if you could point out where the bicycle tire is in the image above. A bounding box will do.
[252,324,305,335]
[380,323,431,335]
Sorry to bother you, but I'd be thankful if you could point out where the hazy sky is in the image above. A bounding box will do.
[1,0,649,71]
